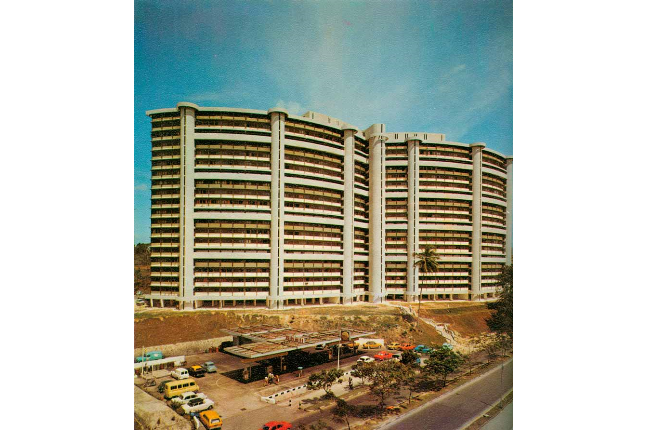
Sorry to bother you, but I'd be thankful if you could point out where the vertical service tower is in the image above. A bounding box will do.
[469,142,486,300]
[178,102,197,309]
[405,138,421,302]
[366,124,387,303]
[268,107,288,309]
[342,125,359,304]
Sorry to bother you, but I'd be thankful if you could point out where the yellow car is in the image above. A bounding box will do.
[199,410,223,430]
[386,342,401,350]
[363,341,382,349]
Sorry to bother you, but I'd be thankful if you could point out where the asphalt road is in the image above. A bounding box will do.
[380,359,513,430]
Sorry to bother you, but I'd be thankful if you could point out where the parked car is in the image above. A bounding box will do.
[386,341,401,350]
[188,365,206,378]
[315,343,327,350]
[203,361,218,373]
[180,397,214,415]
[414,345,433,354]
[157,380,172,394]
[135,351,163,363]
[391,353,403,362]
[400,343,415,351]
[170,391,206,407]
[135,298,147,306]
[260,421,292,430]
[346,341,359,348]
[374,351,393,361]
[363,341,382,349]
[199,410,223,430]
[357,356,375,364]
[442,343,454,350]
[171,367,190,380]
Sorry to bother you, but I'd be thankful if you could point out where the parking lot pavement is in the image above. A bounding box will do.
[136,348,383,429]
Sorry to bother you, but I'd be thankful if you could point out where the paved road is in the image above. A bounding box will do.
[380,359,513,430]
[482,401,512,430]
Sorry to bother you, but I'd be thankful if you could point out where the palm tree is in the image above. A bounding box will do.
[414,246,440,326]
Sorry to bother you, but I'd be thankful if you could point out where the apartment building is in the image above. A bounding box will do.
[145,102,512,309]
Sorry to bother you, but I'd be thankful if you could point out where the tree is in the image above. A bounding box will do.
[486,265,513,338]
[414,246,440,323]
[332,399,356,430]
[306,368,344,397]
[400,350,420,366]
[398,363,419,405]
[424,346,464,388]
[353,361,403,408]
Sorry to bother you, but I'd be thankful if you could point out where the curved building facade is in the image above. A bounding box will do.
[145,103,512,309]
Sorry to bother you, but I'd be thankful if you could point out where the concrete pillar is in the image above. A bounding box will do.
[405,139,421,302]
[160,299,164,308]
[505,156,513,265]
[469,143,485,301]
[368,129,387,303]
[268,108,288,310]
[177,102,198,310]
[342,126,359,305]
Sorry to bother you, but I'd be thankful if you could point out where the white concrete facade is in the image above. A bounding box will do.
[145,103,512,309]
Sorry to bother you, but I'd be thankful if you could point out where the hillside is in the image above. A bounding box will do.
[134,302,493,349]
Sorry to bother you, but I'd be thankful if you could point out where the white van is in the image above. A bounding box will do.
[171,367,189,380]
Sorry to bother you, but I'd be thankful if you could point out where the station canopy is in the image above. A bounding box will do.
[221,324,376,360]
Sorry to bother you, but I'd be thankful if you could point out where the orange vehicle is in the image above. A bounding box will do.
[400,343,415,351]
[199,410,222,430]
[374,351,393,361]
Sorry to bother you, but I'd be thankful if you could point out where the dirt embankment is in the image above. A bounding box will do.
[420,302,493,337]
[135,305,446,349]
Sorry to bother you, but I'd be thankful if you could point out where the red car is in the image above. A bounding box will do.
[374,351,393,361]
[260,422,292,430]
[400,343,415,351]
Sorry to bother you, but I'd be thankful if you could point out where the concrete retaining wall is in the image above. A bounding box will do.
[135,336,233,359]
[134,385,191,430]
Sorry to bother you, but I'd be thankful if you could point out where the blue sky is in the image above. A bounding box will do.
[134,0,513,244]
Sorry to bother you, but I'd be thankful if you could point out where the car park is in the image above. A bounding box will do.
[386,341,401,350]
[202,361,218,373]
[188,365,206,378]
[400,343,415,351]
[170,391,206,407]
[260,421,292,430]
[374,351,393,361]
[171,368,190,380]
[180,397,214,415]
[199,410,223,430]
[362,341,382,349]
[357,356,375,364]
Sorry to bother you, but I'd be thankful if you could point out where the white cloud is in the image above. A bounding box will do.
[275,99,305,116]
